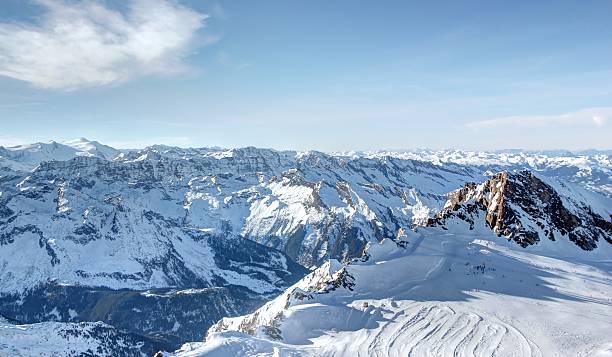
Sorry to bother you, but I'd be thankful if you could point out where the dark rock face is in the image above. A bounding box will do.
[317,267,356,293]
[0,284,262,347]
[52,323,174,356]
[430,171,612,250]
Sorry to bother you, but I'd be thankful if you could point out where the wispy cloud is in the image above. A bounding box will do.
[0,0,207,90]
[466,107,611,129]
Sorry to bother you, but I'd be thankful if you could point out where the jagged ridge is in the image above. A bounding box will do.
[430,171,612,250]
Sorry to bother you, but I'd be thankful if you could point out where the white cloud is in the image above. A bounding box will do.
[0,0,207,90]
[466,107,612,130]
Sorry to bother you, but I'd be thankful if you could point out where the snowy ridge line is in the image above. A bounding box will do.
[1,138,609,196]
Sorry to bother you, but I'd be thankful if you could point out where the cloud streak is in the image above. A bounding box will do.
[0,0,207,90]
[466,107,611,129]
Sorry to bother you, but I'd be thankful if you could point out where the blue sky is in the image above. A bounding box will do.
[0,0,611,150]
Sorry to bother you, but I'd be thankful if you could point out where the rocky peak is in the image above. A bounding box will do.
[430,170,612,250]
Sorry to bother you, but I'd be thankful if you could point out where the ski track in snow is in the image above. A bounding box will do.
[320,234,543,357]
[361,305,540,357]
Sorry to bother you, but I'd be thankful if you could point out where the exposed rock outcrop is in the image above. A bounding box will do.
[430,171,612,250]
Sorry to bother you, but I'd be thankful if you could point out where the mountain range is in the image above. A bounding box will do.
[0,138,610,356]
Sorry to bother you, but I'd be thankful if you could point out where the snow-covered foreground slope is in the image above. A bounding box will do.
[173,232,612,357]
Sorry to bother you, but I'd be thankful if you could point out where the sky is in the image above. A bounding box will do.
[0,0,611,151]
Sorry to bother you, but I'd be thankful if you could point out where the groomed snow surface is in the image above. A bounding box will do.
[170,231,612,357]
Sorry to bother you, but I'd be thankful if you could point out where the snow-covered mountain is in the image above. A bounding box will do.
[430,171,611,250]
[0,315,173,356]
[0,140,610,356]
[343,149,612,198]
[0,138,120,171]
[2,140,610,197]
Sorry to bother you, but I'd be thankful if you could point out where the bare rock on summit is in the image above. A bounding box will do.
[430,171,612,250]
